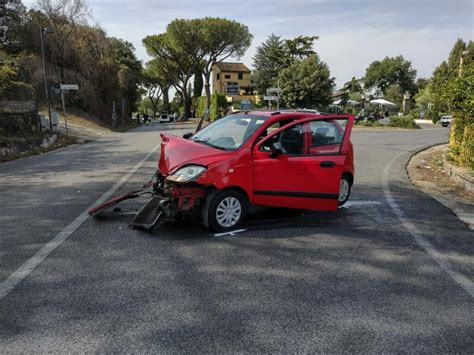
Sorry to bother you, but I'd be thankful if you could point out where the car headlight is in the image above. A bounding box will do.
[166,165,206,183]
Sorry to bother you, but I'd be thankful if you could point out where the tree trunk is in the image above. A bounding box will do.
[162,87,170,113]
[182,90,191,119]
[204,71,212,111]
[151,100,158,118]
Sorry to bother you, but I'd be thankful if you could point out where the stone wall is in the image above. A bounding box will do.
[0,100,38,134]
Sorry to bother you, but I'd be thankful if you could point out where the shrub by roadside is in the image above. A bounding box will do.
[388,115,420,129]
[355,121,383,127]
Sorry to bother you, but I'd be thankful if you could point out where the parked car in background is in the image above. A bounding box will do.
[440,115,453,127]
[159,113,170,123]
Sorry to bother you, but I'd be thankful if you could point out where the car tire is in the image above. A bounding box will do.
[208,190,247,232]
[338,175,352,206]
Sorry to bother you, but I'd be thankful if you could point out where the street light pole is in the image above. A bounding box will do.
[459,49,470,78]
[39,26,53,131]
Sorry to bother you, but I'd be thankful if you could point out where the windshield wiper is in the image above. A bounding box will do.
[192,139,229,151]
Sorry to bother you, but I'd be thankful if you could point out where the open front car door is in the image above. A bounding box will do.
[252,115,354,212]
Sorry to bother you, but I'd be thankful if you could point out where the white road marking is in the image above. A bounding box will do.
[0,143,161,301]
[214,229,247,237]
[383,151,474,299]
[339,200,382,208]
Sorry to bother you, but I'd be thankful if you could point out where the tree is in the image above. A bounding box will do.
[252,34,285,94]
[145,57,175,116]
[283,35,318,63]
[342,77,365,99]
[143,19,202,118]
[364,55,417,95]
[193,62,203,98]
[278,54,334,109]
[252,34,319,94]
[198,17,252,110]
[36,0,90,81]
[110,38,142,117]
[1,0,30,54]
[384,84,403,107]
[142,69,162,118]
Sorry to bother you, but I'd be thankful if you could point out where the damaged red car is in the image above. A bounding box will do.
[90,111,355,232]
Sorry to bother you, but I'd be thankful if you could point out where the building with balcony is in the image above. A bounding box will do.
[212,62,260,105]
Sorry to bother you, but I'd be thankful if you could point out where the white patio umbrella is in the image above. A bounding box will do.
[370,98,396,106]
[347,100,360,106]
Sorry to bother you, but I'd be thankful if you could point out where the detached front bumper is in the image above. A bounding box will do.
[88,171,207,230]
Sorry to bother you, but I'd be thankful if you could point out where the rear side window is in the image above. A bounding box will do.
[260,123,305,155]
[308,119,347,155]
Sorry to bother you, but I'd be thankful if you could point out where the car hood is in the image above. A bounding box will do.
[158,133,232,175]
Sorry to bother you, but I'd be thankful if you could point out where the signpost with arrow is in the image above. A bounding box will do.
[266,85,282,110]
[60,84,79,136]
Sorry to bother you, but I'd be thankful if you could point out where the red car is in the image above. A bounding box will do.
[155,110,355,232]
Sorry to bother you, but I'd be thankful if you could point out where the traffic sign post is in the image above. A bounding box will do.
[266,82,282,110]
[59,84,79,136]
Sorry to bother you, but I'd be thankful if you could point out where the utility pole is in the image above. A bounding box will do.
[60,88,68,136]
[276,79,280,110]
[459,50,470,78]
[39,26,53,131]
[112,101,117,129]
[121,99,125,126]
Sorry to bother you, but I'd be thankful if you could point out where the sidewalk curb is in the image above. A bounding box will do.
[406,143,474,230]
[445,160,474,193]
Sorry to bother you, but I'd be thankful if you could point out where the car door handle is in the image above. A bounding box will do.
[320,161,335,168]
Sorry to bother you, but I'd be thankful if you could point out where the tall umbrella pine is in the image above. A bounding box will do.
[143,20,203,119]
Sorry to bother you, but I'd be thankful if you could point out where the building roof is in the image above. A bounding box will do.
[214,62,251,73]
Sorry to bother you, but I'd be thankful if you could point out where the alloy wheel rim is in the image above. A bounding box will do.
[339,179,350,202]
[216,197,241,227]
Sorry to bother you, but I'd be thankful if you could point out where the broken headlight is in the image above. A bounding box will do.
[166,165,206,183]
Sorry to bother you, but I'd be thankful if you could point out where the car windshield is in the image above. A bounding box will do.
[192,115,267,150]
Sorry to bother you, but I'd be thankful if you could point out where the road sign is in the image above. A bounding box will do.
[60,84,79,91]
[264,95,278,101]
[267,87,282,94]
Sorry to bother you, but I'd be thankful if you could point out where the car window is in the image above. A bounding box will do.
[192,115,266,150]
[308,119,347,155]
[260,123,305,155]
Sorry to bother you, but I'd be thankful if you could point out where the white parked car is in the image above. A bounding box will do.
[159,113,170,123]
[440,115,452,127]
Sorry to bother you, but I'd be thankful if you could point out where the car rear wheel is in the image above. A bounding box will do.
[208,190,247,232]
[338,176,351,206]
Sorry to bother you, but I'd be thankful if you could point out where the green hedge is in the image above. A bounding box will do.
[388,114,420,129]
[195,94,227,121]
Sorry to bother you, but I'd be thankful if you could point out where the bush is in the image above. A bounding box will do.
[458,123,474,169]
[355,120,383,127]
[446,68,474,169]
[195,94,227,121]
[388,114,420,129]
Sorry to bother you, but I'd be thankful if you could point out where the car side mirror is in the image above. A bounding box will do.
[270,142,283,158]
[182,132,193,139]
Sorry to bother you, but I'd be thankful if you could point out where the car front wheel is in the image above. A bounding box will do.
[338,176,352,206]
[208,190,247,232]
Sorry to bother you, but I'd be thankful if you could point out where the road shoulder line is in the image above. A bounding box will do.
[382,151,474,299]
[0,143,160,301]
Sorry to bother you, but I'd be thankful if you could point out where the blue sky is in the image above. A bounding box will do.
[23,0,473,87]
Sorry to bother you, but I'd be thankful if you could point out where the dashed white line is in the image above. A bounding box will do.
[0,143,161,301]
[214,229,247,237]
[382,151,474,298]
[339,200,382,208]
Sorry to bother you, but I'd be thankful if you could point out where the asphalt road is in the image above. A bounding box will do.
[0,122,473,353]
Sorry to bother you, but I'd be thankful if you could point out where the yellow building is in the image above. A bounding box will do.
[212,62,260,104]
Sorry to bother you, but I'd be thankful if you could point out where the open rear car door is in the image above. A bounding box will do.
[252,115,354,212]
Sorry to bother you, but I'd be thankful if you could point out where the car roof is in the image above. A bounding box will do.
[229,110,335,127]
